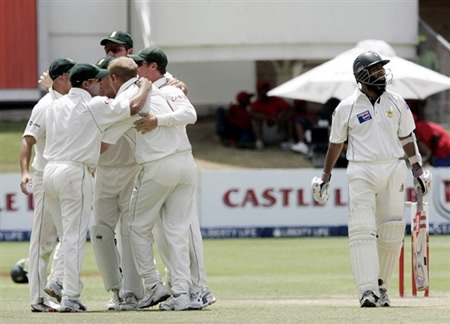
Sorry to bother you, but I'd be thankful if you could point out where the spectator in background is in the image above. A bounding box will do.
[216,91,255,149]
[250,81,293,149]
[226,91,255,148]
[290,99,317,154]
[318,97,341,127]
[414,114,450,167]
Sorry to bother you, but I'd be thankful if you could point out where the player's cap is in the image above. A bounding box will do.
[69,63,109,87]
[128,46,168,69]
[48,58,76,80]
[236,91,253,102]
[100,31,133,48]
[95,56,116,69]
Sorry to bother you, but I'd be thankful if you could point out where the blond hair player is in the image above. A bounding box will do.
[43,63,150,312]
[311,51,431,307]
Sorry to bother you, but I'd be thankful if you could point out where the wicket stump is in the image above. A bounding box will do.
[399,201,430,297]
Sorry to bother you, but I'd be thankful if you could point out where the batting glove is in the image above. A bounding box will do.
[311,172,331,204]
[412,167,432,197]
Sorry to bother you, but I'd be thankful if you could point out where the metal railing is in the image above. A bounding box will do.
[418,18,450,126]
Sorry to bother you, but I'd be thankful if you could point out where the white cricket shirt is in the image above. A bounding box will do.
[330,89,415,162]
[103,78,194,164]
[154,77,196,152]
[23,88,63,172]
[44,87,131,168]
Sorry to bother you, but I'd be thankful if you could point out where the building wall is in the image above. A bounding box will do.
[1,0,419,111]
[0,0,38,101]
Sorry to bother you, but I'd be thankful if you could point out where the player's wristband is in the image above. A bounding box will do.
[408,154,422,166]
[321,172,331,183]
[412,166,424,178]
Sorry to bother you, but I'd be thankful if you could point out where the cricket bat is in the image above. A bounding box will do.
[412,190,429,291]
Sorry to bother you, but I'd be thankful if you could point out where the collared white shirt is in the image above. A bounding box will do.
[44,87,131,168]
[153,77,197,152]
[103,77,194,164]
[23,87,64,172]
[330,89,415,162]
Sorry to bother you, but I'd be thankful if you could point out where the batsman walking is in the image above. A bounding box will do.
[311,51,432,307]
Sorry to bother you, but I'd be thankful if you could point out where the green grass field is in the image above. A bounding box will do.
[1,121,449,323]
[1,237,449,323]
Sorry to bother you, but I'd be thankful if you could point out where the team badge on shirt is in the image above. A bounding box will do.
[386,108,393,117]
[357,110,372,123]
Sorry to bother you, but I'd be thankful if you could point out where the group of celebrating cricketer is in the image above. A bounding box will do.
[20,30,216,312]
[19,29,433,312]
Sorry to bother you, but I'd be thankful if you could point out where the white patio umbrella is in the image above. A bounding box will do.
[268,40,450,104]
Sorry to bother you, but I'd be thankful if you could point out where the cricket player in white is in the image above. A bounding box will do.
[19,58,75,312]
[89,56,145,311]
[43,63,150,312]
[103,56,199,311]
[130,46,216,308]
[92,50,193,311]
[311,51,431,307]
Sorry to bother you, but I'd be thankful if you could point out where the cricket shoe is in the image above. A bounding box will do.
[119,293,139,311]
[60,296,87,312]
[106,289,121,310]
[44,279,63,303]
[379,288,391,307]
[138,282,170,309]
[160,293,202,311]
[31,301,57,312]
[360,290,379,307]
[190,289,217,308]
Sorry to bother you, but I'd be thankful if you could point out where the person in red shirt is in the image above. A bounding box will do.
[414,114,450,167]
[250,81,293,149]
[216,91,255,148]
[226,91,255,148]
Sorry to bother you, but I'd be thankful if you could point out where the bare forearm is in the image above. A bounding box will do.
[19,138,34,175]
[323,142,344,174]
[130,78,151,115]
[19,137,35,195]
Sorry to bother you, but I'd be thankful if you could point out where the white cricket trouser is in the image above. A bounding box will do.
[153,194,209,293]
[347,159,407,226]
[188,202,209,292]
[28,171,61,305]
[94,164,143,298]
[43,161,93,300]
[93,164,140,228]
[128,151,196,295]
[347,159,407,298]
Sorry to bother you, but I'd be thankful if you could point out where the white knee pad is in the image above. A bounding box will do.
[377,221,405,289]
[348,205,379,299]
[91,224,122,291]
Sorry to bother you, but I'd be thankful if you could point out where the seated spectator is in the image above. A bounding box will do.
[250,81,293,149]
[216,91,255,148]
[290,99,317,154]
[228,91,255,148]
[318,97,341,127]
[414,114,450,167]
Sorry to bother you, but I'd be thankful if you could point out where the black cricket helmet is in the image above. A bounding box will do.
[353,51,390,85]
[10,258,29,284]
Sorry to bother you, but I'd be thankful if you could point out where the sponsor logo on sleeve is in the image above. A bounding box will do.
[357,110,372,123]
[170,94,187,102]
